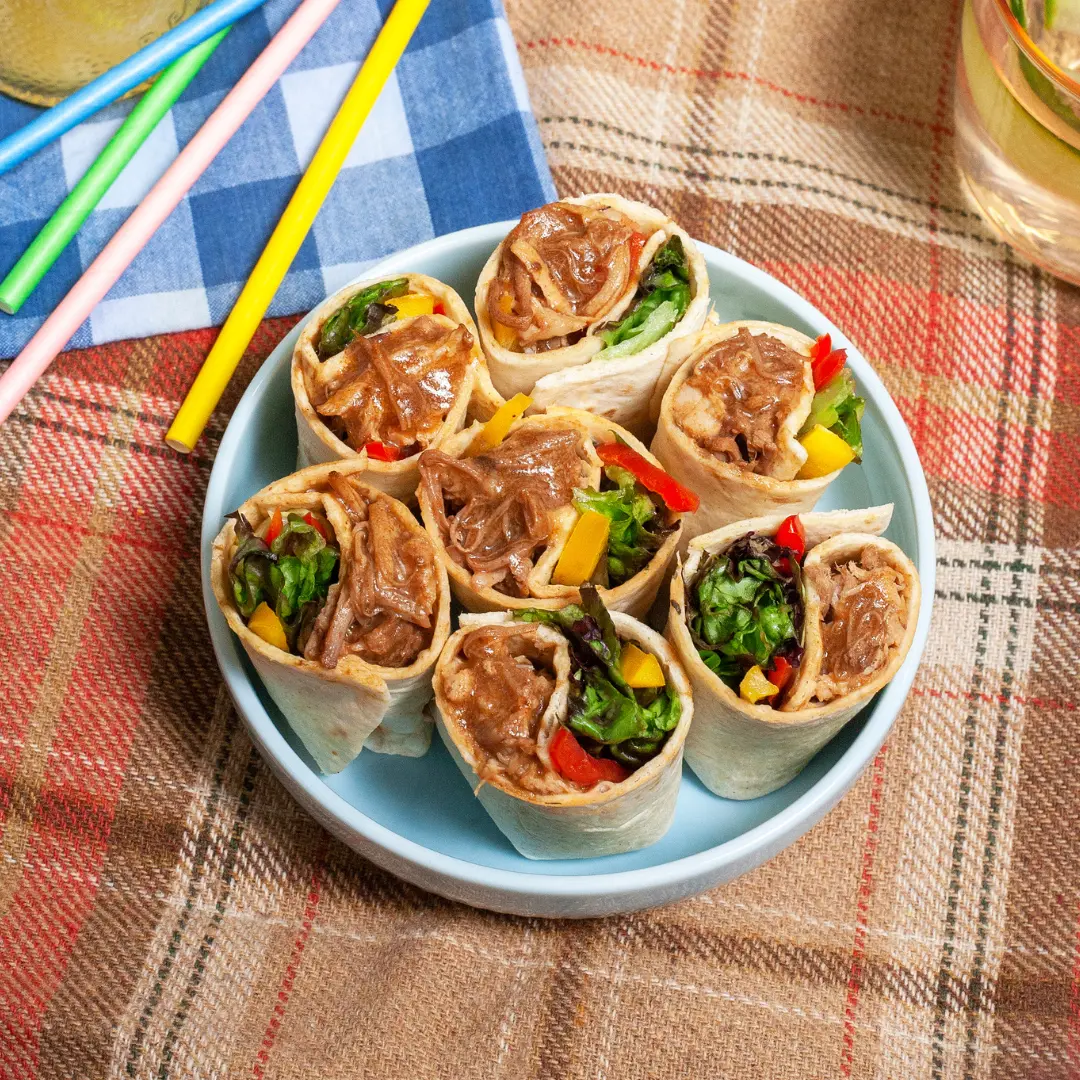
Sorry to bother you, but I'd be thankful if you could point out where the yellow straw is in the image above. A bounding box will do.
[165,0,430,453]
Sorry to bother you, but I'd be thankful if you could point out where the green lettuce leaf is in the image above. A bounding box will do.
[227,514,273,618]
[519,586,681,769]
[227,511,339,653]
[601,300,680,360]
[269,515,339,644]
[690,535,802,690]
[573,466,673,586]
[599,236,691,357]
[800,368,865,462]
[317,277,409,358]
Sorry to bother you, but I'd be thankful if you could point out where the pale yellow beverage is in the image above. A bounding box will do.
[0,0,206,106]
[955,0,1080,283]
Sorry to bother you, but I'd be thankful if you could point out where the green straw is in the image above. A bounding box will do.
[0,28,229,316]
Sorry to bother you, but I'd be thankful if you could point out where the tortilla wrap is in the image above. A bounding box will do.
[650,320,845,544]
[292,272,503,502]
[666,505,919,799]
[475,194,711,439]
[416,406,682,619]
[211,459,452,772]
[432,610,694,860]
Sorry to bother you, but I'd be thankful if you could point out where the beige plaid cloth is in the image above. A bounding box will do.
[1,0,1078,1077]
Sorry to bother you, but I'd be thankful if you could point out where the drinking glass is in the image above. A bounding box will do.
[955,0,1080,283]
[0,0,206,107]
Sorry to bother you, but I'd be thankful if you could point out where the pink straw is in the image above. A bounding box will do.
[0,0,342,427]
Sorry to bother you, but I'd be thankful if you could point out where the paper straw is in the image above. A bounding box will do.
[0,31,229,316]
[0,0,272,177]
[0,0,343,429]
[165,0,430,453]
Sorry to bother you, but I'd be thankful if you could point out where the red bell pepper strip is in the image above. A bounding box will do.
[364,441,404,462]
[775,514,806,559]
[810,334,831,362]
[809,333,847,391]
[767,655,793,692]
[303,511,329,542]
[549,726,629,786]
[627,231,648,274]
[433,301,446,316]
[595,442,700,512]
[265,508,283,545]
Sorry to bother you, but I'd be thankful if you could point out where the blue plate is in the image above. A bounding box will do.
[201,223,935,918]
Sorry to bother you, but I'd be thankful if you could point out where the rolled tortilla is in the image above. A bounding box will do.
[417,406,683,619]
[475,194,710,439]
[667,505,920,799]
[432,610,693,859]
[211,459,452,772]
[292,272,503,502]
[650,320,847,543]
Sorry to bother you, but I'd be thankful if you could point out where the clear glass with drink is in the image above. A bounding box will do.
[0,0,206,106]
[955,0,1080,283]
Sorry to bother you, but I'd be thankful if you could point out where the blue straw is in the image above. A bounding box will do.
[0,0,273,177]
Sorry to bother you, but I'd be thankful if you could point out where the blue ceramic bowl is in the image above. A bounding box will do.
[200,223,935,918]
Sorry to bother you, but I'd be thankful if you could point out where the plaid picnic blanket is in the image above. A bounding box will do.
[0,0,554,358]
[2,0,1080,1077]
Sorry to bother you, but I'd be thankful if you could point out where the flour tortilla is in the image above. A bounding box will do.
[416,406,682,620]
[666,505,918,800]
[432,610,693,859]
[475,194,711,439]
[292,272,502,503]
[211,459,452,772]
[783,532,921,714]
[650,320,844,545]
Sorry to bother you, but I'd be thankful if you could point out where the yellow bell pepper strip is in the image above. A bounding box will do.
[739,664,780,704]
[248,602,288,651]
[796,424,856,479]
[388,293,434,319]
[468,393,532,455]
[551,510,610,587]
[620,643,666,688]
[492,291,517,348]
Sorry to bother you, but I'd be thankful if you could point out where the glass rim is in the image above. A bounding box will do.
[993,0,1080,99]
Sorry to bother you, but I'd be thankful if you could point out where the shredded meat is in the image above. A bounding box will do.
[304,476,438,669]
[307,316,472,452]
[440,625,563,794]
[418,426,587,596]
[811,548,907,703]
[487,201,638,349]
[673,328,807,476]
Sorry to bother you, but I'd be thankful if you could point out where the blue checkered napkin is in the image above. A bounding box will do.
[0,0,555,358]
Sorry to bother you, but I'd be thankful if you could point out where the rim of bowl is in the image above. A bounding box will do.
[991,0,1080,100]
[201,221,936,902]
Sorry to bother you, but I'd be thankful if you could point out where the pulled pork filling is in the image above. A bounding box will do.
[673,328,807,475]
[307,316,472,453]
[811,547,907,703]
[487,201,639,352]
[418,426,588,596]
[303,473,438,669]
[440,625,566,795]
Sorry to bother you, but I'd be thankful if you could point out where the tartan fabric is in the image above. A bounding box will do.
[0,0,554,358]
[1,0,1079,1077]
